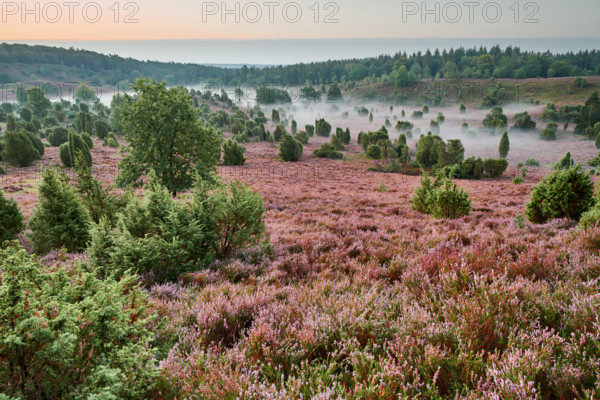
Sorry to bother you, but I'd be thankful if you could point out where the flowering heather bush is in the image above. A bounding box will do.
[5,135,600,397]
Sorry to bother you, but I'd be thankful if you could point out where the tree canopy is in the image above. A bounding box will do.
[116,78,222,196]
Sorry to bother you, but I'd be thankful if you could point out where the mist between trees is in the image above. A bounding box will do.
[0,79,542,106]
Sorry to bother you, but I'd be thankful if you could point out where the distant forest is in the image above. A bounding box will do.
[0,43,599,87]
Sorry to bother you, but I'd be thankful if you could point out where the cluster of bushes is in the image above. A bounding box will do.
[540,122,558,141]
[412,172,471,219]
[512,111,536,130]
[437,157,508,180]
[415,134,464,168]
[315,118,332,137]
[59,130,93,168]
[314,143,343,159]
[358,127,397,160]
[90,177,266,282]
[482,106,508,134]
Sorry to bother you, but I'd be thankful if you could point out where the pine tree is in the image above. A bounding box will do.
[499,131,510,158]
[28,169,92,255]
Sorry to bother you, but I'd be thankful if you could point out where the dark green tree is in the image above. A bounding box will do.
[116,78,221,196]
[28,169,92,254]
[1,128,41,167]
[222,138,246,166]
[575,92,600,134]
[526,165,595,223]
[326,83,343,102]
[19,107,32,122]
[0,189,24,244]
[499,131,510,158]
[26,87,51,118]
[279,133,303,162]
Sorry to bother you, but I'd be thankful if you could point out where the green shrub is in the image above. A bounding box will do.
[482,106,508,133]
[222,138,246,166]
[107,136,119,148]
[305,124,315,137]
[94,119,110,139]
[89,178,266,282]
[314,143,343,159]
[524,158,541,167]
[59,142,71,166]
[47,126,69,146]
[415,134,445,168]
[335,127,351,144]
[513,111,536,130]
[74,154,126,226]
[554,152,575,170]
[0,243,158,399]
[81,132,94,149]
[579,206,600,229]
[24,129,44,157]
[526,165,595,223]
[0,189,24,244]
[315,118,332,137]
[331,134,345,151]
[28,169,91,255]
[367,144,382,159]
[412,172,471,219]
[279,133,303,162]
[459,104,466,113]
[461,157,484,180]
[1,128,41,167]
[513,176,525,184]
[483,158,508,178]
[273,125,285,142]
[499,131,510,158]
[60,131,92,168]
[540,127,557,141]
[573,76,588,88]
[295,130,309,145]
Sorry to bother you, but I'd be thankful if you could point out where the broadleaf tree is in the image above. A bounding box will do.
[116,78,222,196]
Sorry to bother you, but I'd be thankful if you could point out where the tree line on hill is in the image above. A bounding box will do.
[1,43,600,87]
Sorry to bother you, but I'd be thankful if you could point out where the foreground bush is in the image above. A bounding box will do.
[412,172,471,219]
[526,165,595,223]
[0,189,24,244]
[89,177,266,282]
[28,169,91,255]
[0,243,157,399]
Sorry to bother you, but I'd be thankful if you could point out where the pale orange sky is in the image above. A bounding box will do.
[2,0,599,41]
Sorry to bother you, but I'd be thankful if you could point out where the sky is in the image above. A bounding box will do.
[1,0,599,41]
